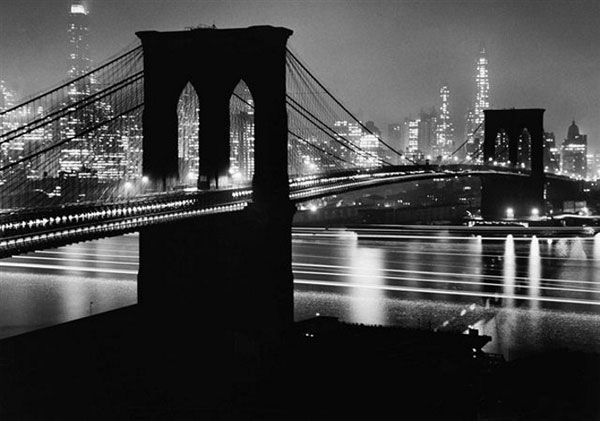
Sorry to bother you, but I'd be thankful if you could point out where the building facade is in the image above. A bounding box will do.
[561,121,587,179]
[435,85,454,160]
[464,46,489,162]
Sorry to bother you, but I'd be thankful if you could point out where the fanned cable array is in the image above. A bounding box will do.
[0,40,433,215]
[0,42,144,210]
[285,47,411,178]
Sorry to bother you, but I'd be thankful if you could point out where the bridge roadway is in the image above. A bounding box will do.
[0,164,575,257]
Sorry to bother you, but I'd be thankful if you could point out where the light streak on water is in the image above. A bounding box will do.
[293,267,600,295]
[293,279,600,306]
[529,235,541,310]
[528,236,542,345]
[499,234,516,359]
[594,233,600,268]
[346,245,385,325]
[503,235,516,308]
[0,261,137,275]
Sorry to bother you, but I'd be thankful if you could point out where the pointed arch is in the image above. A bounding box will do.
[228,80,255,187]
[517,128,531,169]
[494,129,509,163]
[176,82,200,187]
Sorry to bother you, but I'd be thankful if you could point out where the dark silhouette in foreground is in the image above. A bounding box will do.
[1,306,598,420]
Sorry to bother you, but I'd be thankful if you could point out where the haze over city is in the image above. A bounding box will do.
[1,0,599,150]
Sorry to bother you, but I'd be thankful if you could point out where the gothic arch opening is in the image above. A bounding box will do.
[517,128,531,169]
[494,129,509,164]
[177,82,200,188]
[228,80,255,188]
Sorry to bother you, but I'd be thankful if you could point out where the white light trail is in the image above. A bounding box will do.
[35,250,139,258]
[12,255,138,266]
[293,279,600,306]
[292,269,600,295]
[0,261,137,275]
[292,262,600,287]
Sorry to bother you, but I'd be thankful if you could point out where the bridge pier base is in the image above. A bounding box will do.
[137,203,295,404]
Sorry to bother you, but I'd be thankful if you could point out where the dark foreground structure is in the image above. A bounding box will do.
[1,305,599,420]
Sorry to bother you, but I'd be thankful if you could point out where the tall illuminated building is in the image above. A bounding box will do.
[474,46,490,128]
[177,83,200,184]
[67,2,92,86]
[543,132,559,173]
[464,46,489,162]
[387,123,403,164]
[60,1,93,177]
[0,81,16,168]
[229,82,255,182]
[332,120,364,168]
[435,86,454,159]
[401,117,420,160]
[561,120,587,179]
[418,109,437,159]
[358,121,381,168]
[60,1,130,182]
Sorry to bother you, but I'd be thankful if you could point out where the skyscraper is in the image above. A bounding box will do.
[0,80,16,169]
[401,117,421,161]
[61,1,132,182]
[474,46,490,127]
[435,85,454,160]
[178,83,200,185]
[561,120,587,179]
[464,46,489,162]
[67,2,92,85]
[229,82,255,182]
[543,132,560,173]
[387,123,403,164]
[418,109,437,159]
[60,1,93,177]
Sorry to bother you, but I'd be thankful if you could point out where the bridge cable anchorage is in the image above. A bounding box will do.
[285,47,412,166]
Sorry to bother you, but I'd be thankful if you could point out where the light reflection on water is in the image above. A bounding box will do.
[594,233,600,265]
[0,273,137,339]
[1,231,600,361]
[529,236,541,309]
[293,229,600,360]
[346,246,385,325]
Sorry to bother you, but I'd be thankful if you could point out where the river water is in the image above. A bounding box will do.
[1,227,599,360]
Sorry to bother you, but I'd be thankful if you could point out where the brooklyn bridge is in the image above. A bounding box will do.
[0,26,596,420]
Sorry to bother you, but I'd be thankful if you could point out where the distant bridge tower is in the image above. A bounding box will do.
[481,108,545,219]
[136,26,295,366]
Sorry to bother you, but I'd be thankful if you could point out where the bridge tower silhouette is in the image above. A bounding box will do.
[481,108,545,219]
[136,26,295,357]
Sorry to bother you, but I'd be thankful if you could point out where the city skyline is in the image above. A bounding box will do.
[0,0,598,152]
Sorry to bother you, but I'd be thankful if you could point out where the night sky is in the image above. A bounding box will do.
[1,0,599,150]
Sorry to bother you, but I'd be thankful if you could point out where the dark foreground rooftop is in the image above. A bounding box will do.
[0,306,598,420]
